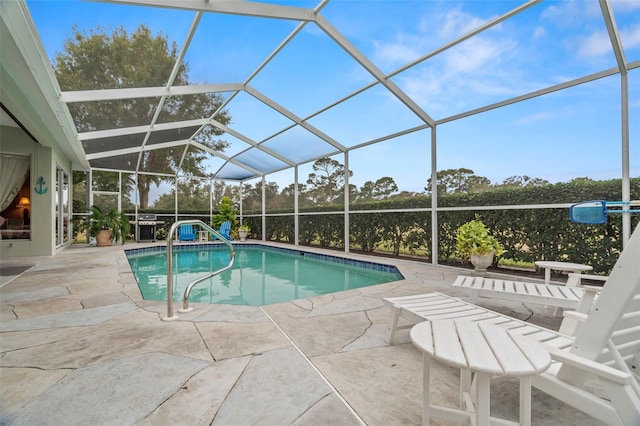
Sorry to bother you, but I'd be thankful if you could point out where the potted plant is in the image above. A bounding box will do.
[455,216,505,273]
[238,224,250,241]
[87,205,131,246]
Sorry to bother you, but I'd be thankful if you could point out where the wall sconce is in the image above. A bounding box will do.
[17,196,30,221]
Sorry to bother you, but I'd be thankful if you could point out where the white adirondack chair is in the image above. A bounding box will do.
[384,224,640,424]
[450,275,587,310]
[532,225,640,425]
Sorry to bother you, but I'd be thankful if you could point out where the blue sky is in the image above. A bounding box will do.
[27,0,640,196]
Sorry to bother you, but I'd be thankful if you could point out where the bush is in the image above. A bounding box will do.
[455,216,505,258]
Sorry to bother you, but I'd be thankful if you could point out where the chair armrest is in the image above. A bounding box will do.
[567,272,608,285]
[582,284,604,290]
[571,285,601,316]
[559,310,588,335]
[546,346,633,385]
[562,311,588,322]
[558,285,601,334]
[562,311,587,323]
[558,284,600,332]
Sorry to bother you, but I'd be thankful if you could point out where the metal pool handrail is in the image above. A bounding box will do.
[164,220,235,321]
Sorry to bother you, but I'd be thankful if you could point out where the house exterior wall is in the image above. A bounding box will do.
[0,125,72,258]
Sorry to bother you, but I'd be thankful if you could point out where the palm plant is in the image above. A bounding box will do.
[88,205,131,245]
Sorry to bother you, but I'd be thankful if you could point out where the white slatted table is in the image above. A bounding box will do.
[534,261,592,285]
[410,319,551,426]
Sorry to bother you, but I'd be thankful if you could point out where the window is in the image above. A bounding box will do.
[0,154,31,240]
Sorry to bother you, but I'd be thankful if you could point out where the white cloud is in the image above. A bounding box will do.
[514,111,555,125]
[610,0,640,13]
[577,31,613,57]
[621,24,640,49]
[393,32,521,117]
[373,6,493,69]
[438,8,487,40]
[533,26,546,40]
[575,24,640,58]
[540,0,602,25]
[369,4,536,118]
[372,38,421,66]
[444,35,515,73]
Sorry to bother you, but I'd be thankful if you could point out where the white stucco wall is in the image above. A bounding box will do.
[0,125,72,258]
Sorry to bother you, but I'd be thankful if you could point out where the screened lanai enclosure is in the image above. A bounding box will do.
[2,0,638,268]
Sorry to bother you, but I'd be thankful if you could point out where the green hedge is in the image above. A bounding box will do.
[242,178,639,274]
[124,179,638,274]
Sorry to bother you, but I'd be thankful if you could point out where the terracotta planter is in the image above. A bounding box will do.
[95,229,113,247]
[470,251,495,274]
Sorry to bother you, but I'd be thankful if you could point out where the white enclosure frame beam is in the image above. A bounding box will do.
[85,139,191,160]
[294,165,299,246]
[344,151,350,254]
[209,119,296,167]
[78,118,211,141]
[314,15,436,128]
[430,126,438,266]
[60,83,242,103]
[600,0,631,246]
[189,140,265,177]
[245,86,347,152]
[261,176,266,242]
[101,0,316,21]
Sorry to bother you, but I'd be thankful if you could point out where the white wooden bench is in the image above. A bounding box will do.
[383,292,576,349]
[450,275,586,310]
[383,224,640,425]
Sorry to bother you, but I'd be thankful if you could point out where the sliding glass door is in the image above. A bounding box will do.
[56,166,69,246]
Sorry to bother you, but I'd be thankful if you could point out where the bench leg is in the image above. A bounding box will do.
[421,354,432,426]
[460,369,472,408]
[520,376,532,426]
[475,372,491,425]
[387,306,401,345]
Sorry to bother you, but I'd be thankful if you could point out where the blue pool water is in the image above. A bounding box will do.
[125,244,404,306]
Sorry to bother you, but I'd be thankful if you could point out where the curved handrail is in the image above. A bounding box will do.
[164,220,235,320]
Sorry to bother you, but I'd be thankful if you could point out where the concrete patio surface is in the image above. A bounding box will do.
[0,242,604,425]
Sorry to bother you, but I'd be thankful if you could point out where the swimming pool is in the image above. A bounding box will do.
[125,244,404,306]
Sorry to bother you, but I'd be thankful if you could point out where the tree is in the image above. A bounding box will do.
[425,168,491,194]
[211,181,238,209]
[241,182,263,212]
[306,157,353,204]
[358,181,376,201]
[53,25,231,208]
[570,177,595,184]
[262,181,284,210]
[372,177,398,199]
[357,177,398,202]
[497,175,550,188]
[281,183,312,208]
[212,196,237,228]
[153,179,210,211]
[391,190,419,199]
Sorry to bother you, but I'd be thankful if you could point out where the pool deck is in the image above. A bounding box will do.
[0,241,602,425]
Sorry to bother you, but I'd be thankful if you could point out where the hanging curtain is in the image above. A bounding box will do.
[0,155,30,212]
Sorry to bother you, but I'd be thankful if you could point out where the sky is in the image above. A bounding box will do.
[26,0,640,198]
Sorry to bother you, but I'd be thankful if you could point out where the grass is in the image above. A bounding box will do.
[498,258,536,269]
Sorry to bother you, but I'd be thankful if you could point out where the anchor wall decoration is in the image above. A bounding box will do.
[35,176,48,194]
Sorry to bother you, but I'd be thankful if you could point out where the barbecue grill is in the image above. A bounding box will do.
[136,213,162,242]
